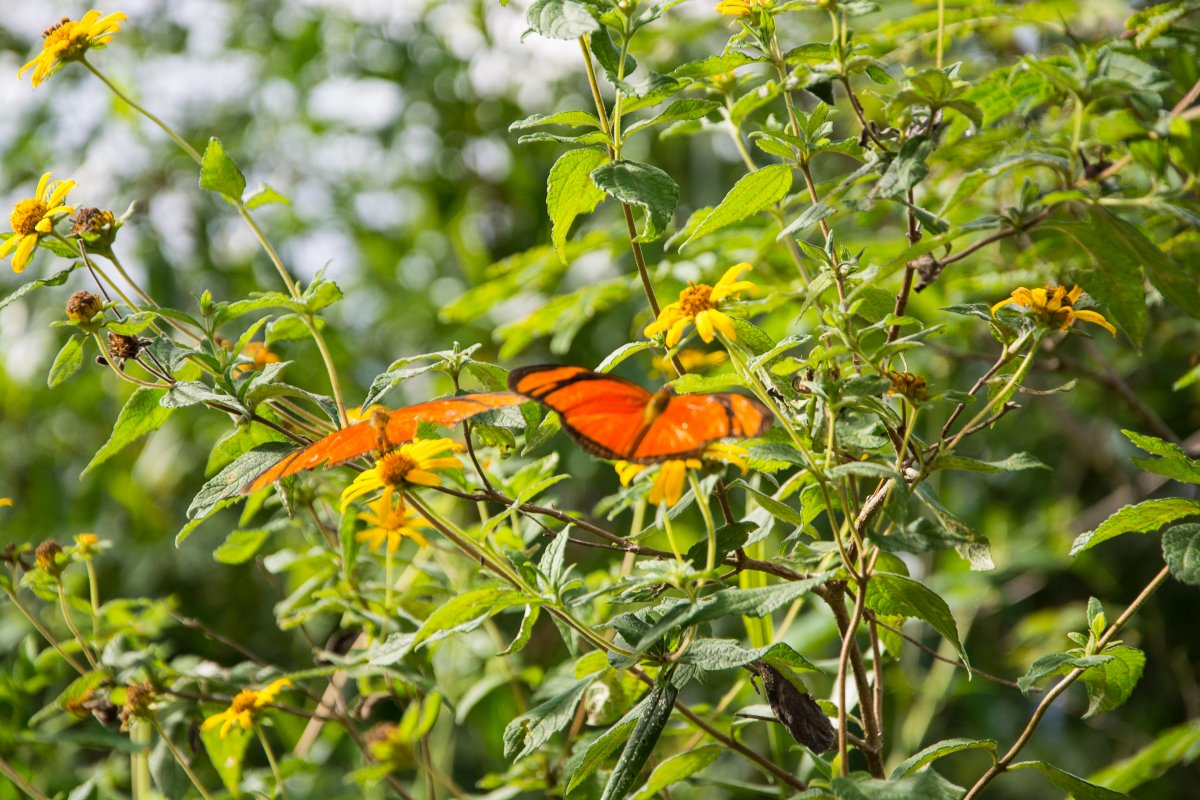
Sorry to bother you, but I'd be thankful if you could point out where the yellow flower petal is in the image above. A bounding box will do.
[1072,309,1117,336]
[694,309,716,342]
[12,235,38,273]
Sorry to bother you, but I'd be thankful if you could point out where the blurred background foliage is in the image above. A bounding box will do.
[0,0,1198,797]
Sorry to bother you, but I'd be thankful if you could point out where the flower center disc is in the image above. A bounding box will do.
[378,451,418,485]
[11,199,47,236]
[679,283,714,316]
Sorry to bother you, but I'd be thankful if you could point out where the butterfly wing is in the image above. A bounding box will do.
[509,365,772,462]
[630,392,772,461]
[509,365,654,460]
[245,391,523,492]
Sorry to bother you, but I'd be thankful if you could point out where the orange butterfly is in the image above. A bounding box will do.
[508,365,771,463]
[245,392,523,493]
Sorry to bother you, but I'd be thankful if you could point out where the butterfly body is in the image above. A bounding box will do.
[508,364,772,463]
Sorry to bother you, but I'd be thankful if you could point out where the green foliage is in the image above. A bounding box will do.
[3,0,1200,797]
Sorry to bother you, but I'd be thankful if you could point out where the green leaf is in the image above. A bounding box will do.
[105,311,158,335]
[1163,524,1200,586]
[178,444,292,545]
[1122,429,1200,484]
[625,99,721,137]
[510,110,602,131]
[680,165,792,251]
[48,335,85,388]
[874,137,933,198]
[213,528,271,564]
[684,521,752,567]
[677,639,819,672]
[1017,653,1112,695]
[199,137,247,202]
[1091,207,1200,320]
[161,380,239,410]
[590,160,679,241]
[548,148,609,264]
[629,746,720,800]
[830,770,967,799]
[564,712,641,793]
[890,738,997,779]
[0,264,78,312]
[1038,216,1146,346]
[1088,718,1200,794]
[1070,498,1200,555]
[1009,760,1130,799]
[601,677,677,800]
[932,452,1049,474]
[83,388,174,476]
[413,587,533,647]
[526,0,599,39]
[243,184,290,210]
[866,573,967,663]
[1081,645,1145,718]
[201,721,252,796]
[499,604,540,657]
[503,676,593,760]
[671,52,759,80]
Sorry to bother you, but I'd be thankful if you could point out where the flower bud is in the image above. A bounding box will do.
[35,540,65,576]
[66,291,103,323]
[71,207,120,253]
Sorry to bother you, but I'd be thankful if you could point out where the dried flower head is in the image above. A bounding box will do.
[35,540,65,576]
[119,681,156,731]
[71,207,120,252]
[66,291,104,323]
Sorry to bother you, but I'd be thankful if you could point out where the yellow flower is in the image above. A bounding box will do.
[356,494,430,553]
[615,444,749,507]
[0,173,76,273]
[234,341,281,376]
[340,438,464,511]
[18,11,127,87]
[201,678,292,738]
[990,285,1116,336]
[0,498,11,510]
[644,263,756,348]
[716,0,774,17]
[74,532,102,558]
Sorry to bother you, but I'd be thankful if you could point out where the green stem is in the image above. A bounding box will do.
[405,492,633,658]
[57,582,100,672]
[149,714,215,800]
[256,724,289,800]
[82,59,203,162]
[83,60,348,428]
[688,472,718,574]
[131,719,153,800]
[384,546,394,613]
[85,558,101,639]
[944,333,1041,453]
[3,586,87,674]
[660,504,683,562]
[0,754,50,800]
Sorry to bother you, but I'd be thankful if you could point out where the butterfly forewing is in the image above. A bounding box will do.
[244,392,523,493]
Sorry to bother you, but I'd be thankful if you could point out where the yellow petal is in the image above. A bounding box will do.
[989,297,1017,316]
[1072,309,1117,336]
[404,469,441,487]
[12,235,38,273]
[665,317,690,348]
[0,236,18,258]
[694,310,715,342]
[47,181,75,207]
[35,172,52,199]
[708,309,737,340]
